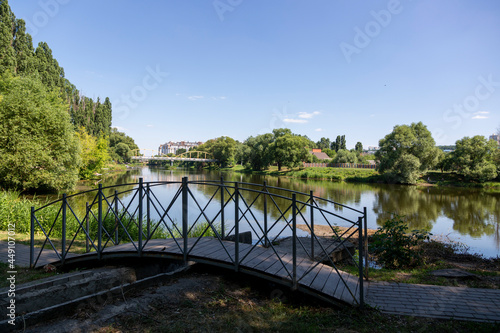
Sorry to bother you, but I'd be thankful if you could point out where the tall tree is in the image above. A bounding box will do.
[340,135,346,150]
[376,122,440,184]
[13,19,34,75]
[0,0,16,74]
[316,137,331,150]
[271,130,310,171]
[244,133,274,170]
[355,142,363,153]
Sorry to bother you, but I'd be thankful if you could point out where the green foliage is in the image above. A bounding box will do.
[370,215,431,269]
[244,133,275,170]
[355,141,363,153]
[271,130,311,171]
[376,122,439,184]
[109,128,139,163]
[76,128,109,179]
[449,136,498,182]
[0,75,80,191]
[333,149,357,163]
[316,137,331,150]
[198,136,237,167]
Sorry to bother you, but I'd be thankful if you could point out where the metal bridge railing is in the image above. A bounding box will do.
[30,177,367,306]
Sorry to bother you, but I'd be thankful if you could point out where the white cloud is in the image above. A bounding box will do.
[188,95,204,100]
[146,124,154,127]
[472,111,490,119]
[212,96,227,100]
[283,118,307,124]
[315,128,324,132]
[298,111,321,119]
[112,126,128,131]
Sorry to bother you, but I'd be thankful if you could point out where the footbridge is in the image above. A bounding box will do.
[131,149,218,163]
[29,178,368,307]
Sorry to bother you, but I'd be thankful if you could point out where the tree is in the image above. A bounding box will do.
[114,143,131,163]
[271,130,310,171]
[13,19,35,75]
[333,135,341,152]
[355,142,363,153]
[0,75,80,191]
[340,135,346,150]
[376,122,440,184]
[316,137,331,150]
[108,127,139,163]
[76,129,109,179]
[244,133,274,170]
[176,148,187,155]
[450,136,498,182]
[0,0,16,74]
[199,136,237,167]
[333,149,357,164]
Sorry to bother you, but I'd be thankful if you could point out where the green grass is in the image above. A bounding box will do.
[0,262,58,288]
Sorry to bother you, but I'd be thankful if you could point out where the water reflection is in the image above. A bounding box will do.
[68,167,499,257]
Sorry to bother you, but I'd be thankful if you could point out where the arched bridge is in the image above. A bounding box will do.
[29,178,368,307]
[131,149,218,162]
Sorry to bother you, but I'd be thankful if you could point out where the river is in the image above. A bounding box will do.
[76,166,500,258]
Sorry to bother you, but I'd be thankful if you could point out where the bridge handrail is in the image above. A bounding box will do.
[30,177,367,307]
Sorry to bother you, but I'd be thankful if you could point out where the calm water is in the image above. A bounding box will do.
[78,166,500,258]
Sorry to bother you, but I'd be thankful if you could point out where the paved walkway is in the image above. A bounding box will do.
[1,241,499,323]
[366,281,500,323]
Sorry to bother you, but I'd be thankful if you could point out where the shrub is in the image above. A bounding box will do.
[370,215,431,269]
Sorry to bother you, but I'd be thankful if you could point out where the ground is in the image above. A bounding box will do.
[25,265,499,333]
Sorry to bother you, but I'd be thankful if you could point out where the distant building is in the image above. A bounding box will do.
[158,141,203,155]
[310,149,330,160]
[489,134,500,146]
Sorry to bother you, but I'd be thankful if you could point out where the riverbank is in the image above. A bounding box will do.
[222,165,500,189]
[296,225,500,290]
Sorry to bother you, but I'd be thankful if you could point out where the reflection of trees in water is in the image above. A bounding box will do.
[373,185,500,242]
[440,190,499,238]
[372,186,441,231]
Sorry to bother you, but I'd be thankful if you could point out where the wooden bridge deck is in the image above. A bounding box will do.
[33,238,360,306]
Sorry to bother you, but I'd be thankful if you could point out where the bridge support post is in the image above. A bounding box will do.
[263,181,269,248]
[292,194,297,290]
[310,191,314,260]
[182,177,188,264]
[61,194,67,265]
[86,202,90,253]
[114,191,119,245]
[30,206,34,268]
[364,207,368,280]
[98,184,103,260]
[147,184,151,239]
[358,216,364,308]
[234,183,239,272]
[220,177,225,239]
[138,178,143,256]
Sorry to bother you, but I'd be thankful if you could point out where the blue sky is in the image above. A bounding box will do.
[10,0,500,151]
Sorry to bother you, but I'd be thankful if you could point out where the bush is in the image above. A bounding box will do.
[370,215,431,269]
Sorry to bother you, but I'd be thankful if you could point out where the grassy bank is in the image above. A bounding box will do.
[224,165,500,188]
